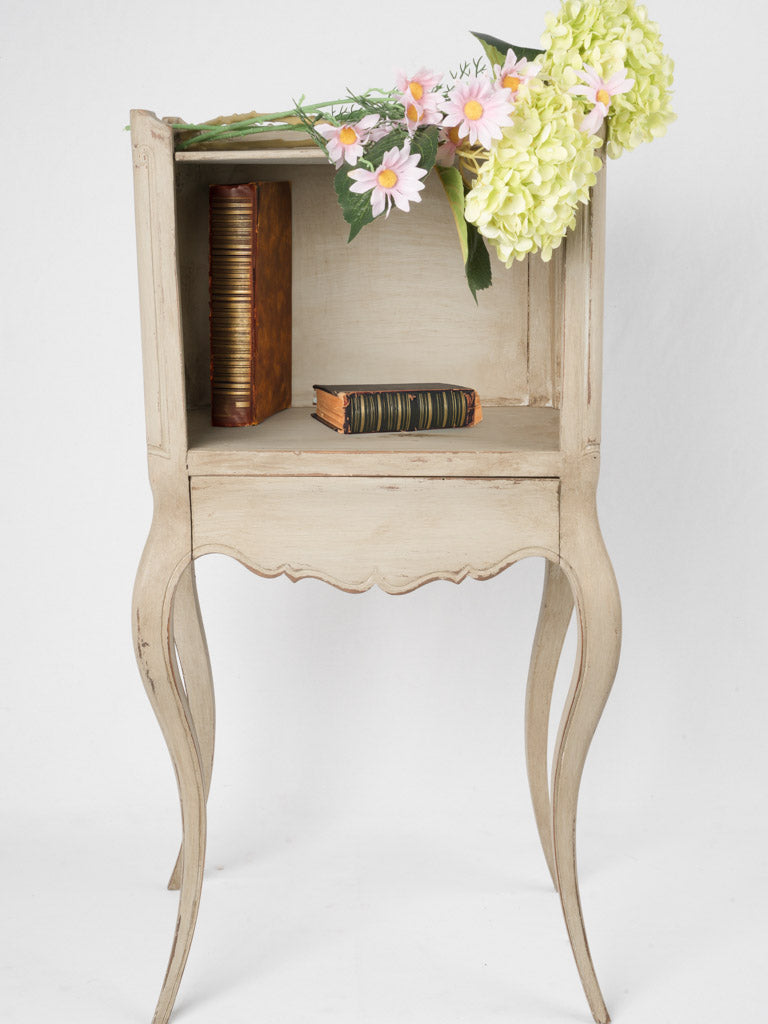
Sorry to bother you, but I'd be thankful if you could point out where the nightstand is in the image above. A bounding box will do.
[130,108,620,1024]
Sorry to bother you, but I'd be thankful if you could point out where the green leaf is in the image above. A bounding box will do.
[471,30,544,69]
[435,163,492,301]
[367,127,408,159]
[334,164,376,242]
[408,124,440,173]
[334,129,403,240]
[435,164,468,265]
[465,221,493,302]
[334,126,441,242]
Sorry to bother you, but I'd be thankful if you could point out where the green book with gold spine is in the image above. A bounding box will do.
[209,182,291,427]
[313,383,483,434]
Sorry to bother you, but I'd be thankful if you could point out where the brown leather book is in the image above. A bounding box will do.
[209,182,292,427]
[313,383,483,434]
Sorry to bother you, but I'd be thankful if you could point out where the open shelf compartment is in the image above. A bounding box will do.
[174,149,565,473]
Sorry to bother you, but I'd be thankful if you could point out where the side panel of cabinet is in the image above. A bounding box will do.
[191,476,559,594]
[130,110,188,460]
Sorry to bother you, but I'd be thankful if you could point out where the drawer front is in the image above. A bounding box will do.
[191,476,559,594]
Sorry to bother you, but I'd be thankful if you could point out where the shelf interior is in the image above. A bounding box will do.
[176,162,564,415]
[186,405,561,477]
[175,147,566,476]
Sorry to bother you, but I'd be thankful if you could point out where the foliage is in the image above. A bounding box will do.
[169,5,674,296]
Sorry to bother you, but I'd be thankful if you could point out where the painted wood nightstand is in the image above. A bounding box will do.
[130,108,620,1024]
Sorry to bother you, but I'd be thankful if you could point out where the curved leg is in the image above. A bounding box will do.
[168,561,215,891]
[552,537,621,1024]
[525,559,574,889]
[133,532,207,1024]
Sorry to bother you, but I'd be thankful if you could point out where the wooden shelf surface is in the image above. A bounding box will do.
[186,405,562,477]
[176,147,328,164]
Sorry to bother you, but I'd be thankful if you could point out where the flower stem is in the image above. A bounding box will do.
[174,93,388,149]
[176,121,324,150]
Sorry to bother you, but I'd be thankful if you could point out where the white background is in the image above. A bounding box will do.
[2,1,767,1022]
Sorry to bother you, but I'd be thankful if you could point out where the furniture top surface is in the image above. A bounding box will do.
[175,147,328,164]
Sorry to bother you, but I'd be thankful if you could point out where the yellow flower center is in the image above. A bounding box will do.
[338,126,358,145]
[377,168,398,189]
[447,125,463,145]
[408,81,424,101]
[463,99,484,121]
[596,88,611,106]
[406,104,423,123]
[502,74,521,93]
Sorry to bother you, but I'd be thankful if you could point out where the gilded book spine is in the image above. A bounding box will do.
[347,389,472,433]
[209,182,292,428]
[210,186,256,427]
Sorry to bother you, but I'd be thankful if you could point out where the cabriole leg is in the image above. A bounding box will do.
[167,560,215,891]
[525,558,574,889]
[552,537,621,1024]
[133,533,207,1024]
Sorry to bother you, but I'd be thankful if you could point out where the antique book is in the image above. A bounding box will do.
[313,383,483,434]
[209,181,292,427]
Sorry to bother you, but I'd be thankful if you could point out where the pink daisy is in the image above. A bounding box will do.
[347,142,428,218]
[315,114,381,168]
[396,67,444,133]
[367,121,392,143]
[402,90,443,132]
[395,67,442,103]
[436,123,465,166]
[569,64,634,134]
[441,76,515,149]
[493,49,541,99]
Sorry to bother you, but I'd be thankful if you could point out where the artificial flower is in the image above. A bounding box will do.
[402,89,443,131]
[347,142,428,217]
[436,124,464,166]
[441,75,516,149]
[396,67,442,102]
[367,121,393,143]
[396,68,443,132]
[494,49,541,99]
[465,79,602,264]
[315,114,381,168]
[570,64,634,134]
[541,0,675,158]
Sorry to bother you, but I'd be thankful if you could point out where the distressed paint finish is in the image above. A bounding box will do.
[167,561,215,892]
[191,476,560,594]
[525,559,574,889]
[131,109,621,1024]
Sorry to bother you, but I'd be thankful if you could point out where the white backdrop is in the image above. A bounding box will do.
[2,1,767,1022]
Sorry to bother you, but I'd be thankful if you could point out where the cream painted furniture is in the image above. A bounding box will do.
[130,108,621,1024]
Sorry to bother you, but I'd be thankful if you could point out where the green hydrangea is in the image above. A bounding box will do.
[541,0,675,158]
[464,80,602,266]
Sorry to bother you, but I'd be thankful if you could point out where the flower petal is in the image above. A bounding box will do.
[371,189,386,217]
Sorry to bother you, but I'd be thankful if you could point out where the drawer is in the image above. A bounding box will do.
[191,476,559,594]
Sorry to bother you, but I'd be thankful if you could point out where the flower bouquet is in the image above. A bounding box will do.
[173,0,674,298]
